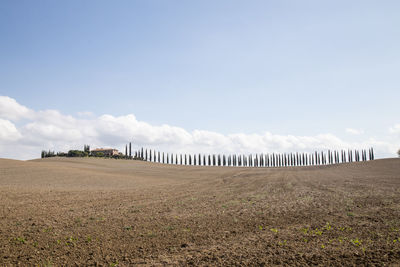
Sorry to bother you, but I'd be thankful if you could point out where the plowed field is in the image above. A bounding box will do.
[1,157,400,266]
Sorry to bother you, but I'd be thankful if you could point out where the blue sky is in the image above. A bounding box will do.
[0,1,400,159]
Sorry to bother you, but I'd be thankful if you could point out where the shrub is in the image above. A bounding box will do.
[67,150,87,157]
[94,152,105,157]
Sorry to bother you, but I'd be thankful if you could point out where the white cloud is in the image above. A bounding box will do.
[346,128,364,135]
[0,96,397,160]
[0,96,33,121]
[0,118,22,141]
[389,124,400,134]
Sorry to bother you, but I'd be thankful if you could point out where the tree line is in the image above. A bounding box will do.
[41,143,376,167]
[41,144,141,159]
[131,147,375,167]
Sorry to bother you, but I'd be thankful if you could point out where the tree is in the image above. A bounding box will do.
[398,149,400,157]
[67,150,85,157]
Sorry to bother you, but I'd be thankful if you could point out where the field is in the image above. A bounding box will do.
[0,157,400,266]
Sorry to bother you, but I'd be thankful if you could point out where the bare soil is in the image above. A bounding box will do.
[0,157,400,266]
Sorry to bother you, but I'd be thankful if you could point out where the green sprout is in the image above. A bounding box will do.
[16,237,26,244]
[351,238,362,247]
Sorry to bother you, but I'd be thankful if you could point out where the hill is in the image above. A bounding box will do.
[0,157,399,265]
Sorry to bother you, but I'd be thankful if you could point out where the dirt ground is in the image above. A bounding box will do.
[0,157,400,266]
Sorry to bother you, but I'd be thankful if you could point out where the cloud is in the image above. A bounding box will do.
[346,128,364,135]
[389,124,400,134]
[0,96,397,160]
[0,118,22,142]
[0,96,33,121]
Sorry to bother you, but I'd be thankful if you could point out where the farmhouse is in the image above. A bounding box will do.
[91,148,119,157]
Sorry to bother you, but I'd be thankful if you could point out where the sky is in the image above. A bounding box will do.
[0,0,399,160]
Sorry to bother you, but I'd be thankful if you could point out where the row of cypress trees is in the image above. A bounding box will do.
[130,147,374,167]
